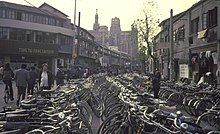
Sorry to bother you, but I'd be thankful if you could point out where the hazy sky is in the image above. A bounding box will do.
[3,0,199,30]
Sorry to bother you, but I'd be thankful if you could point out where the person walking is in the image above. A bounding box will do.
[152,69,161,99]
[2,63,14,101]
[56,66,64,86]
[0,65,3,80]
[15,64,29,106]
[27,66,38,95]
[39,63,53,91]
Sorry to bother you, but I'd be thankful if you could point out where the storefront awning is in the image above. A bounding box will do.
[197,29,208,39]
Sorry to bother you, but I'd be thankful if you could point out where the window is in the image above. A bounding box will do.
[8,10,15,19]
[177,26,185,41]
[208,7,217,28]
[202,13,207,29]
[42,16,46,24]
[9,28,25,41]
[36,32,43,43]
[32,15,36,22]
[0,9,3,18]
[190,17,199,34]
[173,29,178,42]
[0,27,8,39]
[15,11,22,20]
[29,14,34,22]
[165,35,169,42]
[25,30,34,42]
[36,16,41,23]
[45,17,48,24]
[24,13,29,21]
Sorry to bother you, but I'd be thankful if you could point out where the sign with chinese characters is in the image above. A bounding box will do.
[18,48,54,55]
[179,64,189,78]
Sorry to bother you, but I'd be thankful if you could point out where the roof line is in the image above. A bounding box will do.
[39,2,68,17]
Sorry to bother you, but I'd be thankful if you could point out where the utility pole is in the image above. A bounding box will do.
[72,0,77,65]
[169,9,174,80]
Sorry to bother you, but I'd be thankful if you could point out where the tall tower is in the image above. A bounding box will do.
[110,17,121,46]
[93,9,100,31]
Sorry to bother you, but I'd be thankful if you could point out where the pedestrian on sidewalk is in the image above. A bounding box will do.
[2,63,14,101]
[56,66,64,86]
[27,66,38,95]
[15,64,29,106]
[0,65,3,80]
[152,69,161,99]
[39,63,53,92]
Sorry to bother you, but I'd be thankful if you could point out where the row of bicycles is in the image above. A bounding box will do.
[0,73,219,133]
[0,76,102,134]
[90,73,220,134]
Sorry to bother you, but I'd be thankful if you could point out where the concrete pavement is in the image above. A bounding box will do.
[0,80,58,111]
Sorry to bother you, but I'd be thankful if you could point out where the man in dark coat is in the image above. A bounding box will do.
[152,69,161,99]
[15,64,29,106]
[56,66,64,86]
[27,66,38,95]
[2,63,14,100]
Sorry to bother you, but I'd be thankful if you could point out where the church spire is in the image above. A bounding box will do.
[93,9,100,31]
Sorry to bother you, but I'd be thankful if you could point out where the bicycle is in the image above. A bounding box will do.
[3,86,10,104]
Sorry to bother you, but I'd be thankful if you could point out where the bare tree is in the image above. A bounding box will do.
[134,0,160,73]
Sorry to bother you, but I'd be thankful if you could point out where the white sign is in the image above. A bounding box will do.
[179,64,189,78]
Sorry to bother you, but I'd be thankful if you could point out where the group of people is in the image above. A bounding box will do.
[1,63,54,106]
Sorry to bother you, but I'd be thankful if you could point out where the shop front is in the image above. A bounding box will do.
[190,43,217,83]
[0,40,58,74]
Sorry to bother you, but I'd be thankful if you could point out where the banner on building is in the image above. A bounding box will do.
[179,64,189,78]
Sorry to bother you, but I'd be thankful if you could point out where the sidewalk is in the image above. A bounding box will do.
[0,80,59,111]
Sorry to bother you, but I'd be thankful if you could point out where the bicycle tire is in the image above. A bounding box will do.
[188,98,198,116]
[196,112,220,131]
[183,95,194,115]
[98,113,121,134]
[166,92,181,107]
[4,90,10,104]
[195,99,213,116]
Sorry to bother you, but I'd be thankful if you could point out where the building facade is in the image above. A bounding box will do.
[0,1,73,74]
[0,1,131,74]
[155,0,220,82]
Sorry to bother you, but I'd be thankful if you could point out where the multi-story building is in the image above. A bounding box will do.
[155,0,220,82]
[0,1,131,73]
[0,1,74,74]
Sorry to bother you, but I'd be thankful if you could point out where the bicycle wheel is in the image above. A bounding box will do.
[195,99,213,116]
[183,95,194,115]
[188,98,198,116]
[197,112,220,131]
[4,90,9,104]
[98,113,122,134]
[166,92,182,107]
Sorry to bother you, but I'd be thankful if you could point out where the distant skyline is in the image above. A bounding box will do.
[3,0,199,30]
